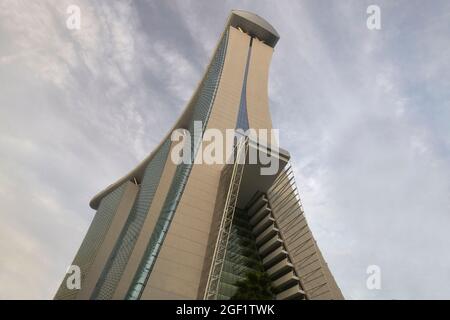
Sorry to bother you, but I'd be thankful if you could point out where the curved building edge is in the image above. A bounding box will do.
[89,10,280,210]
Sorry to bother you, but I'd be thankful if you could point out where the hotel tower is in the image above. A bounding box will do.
[55,10,343,300]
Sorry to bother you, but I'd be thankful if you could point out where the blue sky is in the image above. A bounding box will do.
[0,0,449,299]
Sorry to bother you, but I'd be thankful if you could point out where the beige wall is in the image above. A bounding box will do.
[112,141,179,299]
[77,181,139,299]
[246,37,274,131]
[140,26,251,299]
[61,12,344,301]
[268,172,344,300]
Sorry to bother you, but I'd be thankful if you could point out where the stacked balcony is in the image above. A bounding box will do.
[247,194,305,300]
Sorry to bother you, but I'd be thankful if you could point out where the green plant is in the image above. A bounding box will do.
[230,270,274,300]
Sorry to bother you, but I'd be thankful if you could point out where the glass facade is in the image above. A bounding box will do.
[217,209,263,299]
[215,37,264,299]
[235,38,252,132]
[91,139,172,300]
[126,30,229,300]
[54,183,126,300]
[55,11,344,301]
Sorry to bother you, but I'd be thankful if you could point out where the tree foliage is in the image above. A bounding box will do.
[230,270,274,300]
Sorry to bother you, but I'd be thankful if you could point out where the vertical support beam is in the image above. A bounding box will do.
[204,138,248,300]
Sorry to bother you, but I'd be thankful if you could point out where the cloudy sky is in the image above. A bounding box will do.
[1,0,449,300]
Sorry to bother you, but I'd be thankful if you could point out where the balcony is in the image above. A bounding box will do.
[272,270,299,292]
[255,224,279,245]
[276,284,305,300]
[262,246,288,268]
[249,204,271,226]
[258,236,283,256]
[252,214,275,235]
[267,257,293,279]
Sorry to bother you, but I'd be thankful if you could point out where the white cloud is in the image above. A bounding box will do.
[0,0,449,299]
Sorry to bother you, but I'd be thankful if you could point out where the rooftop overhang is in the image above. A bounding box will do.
[89,10,280,210]
[229,10,280,48]
[236,139,290,208]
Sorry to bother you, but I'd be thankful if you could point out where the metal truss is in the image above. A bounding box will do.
[204,137,248,300]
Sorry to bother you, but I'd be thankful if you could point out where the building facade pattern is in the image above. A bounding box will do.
[54,10,343,300]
